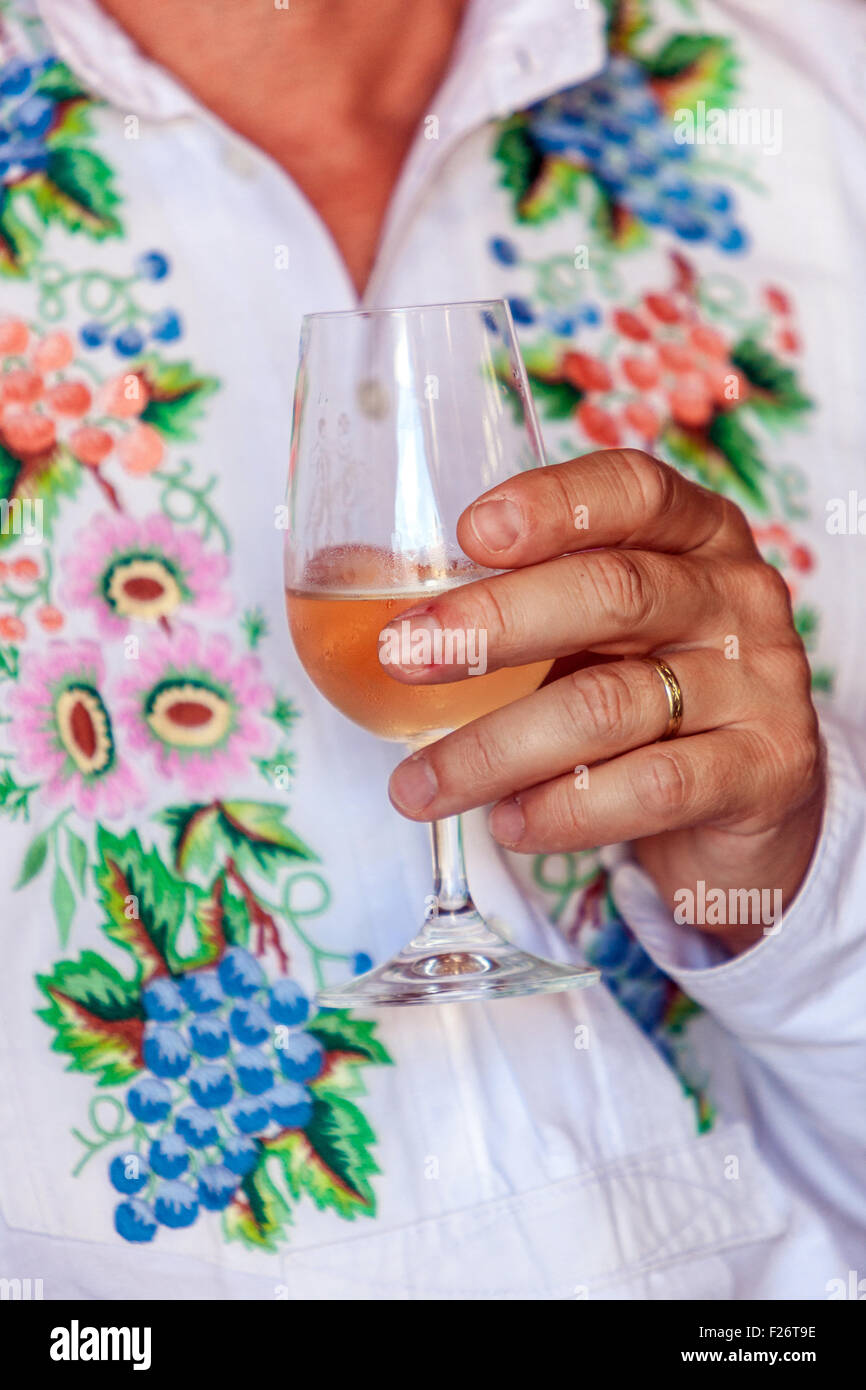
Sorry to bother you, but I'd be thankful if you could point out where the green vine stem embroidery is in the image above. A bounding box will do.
[33,260,152,338]
[531,850,603,925]
[71,1095,140,1176]
[153,461,232,552]
[228,867,354,991]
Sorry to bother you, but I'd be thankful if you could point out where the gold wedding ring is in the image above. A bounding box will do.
[647,657,684,740]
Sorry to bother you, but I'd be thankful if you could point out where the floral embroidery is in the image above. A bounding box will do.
[8,640,144,818]
[37,825,392,1250]
[76,249,184,358]
[117,627,272,794]
[62,513,230,634]
[0,326,219,584]
[495,1,747,252]
[498,249,812,518]
[0,52,122,273]
[0,18,391,1250]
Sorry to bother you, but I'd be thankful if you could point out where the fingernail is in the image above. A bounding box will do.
[470,497,522,552]
[389,755,438,813]
[489,797,525,846]
[379,611,441,671]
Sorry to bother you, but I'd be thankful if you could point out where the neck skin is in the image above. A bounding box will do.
[98,0,468,296]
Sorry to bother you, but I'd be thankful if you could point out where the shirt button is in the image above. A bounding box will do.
[514,46,538,74]
[222,139,259,180]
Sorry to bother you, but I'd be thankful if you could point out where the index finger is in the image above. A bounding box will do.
[456,448,757,568]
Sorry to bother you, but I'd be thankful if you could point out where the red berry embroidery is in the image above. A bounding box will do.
[577,400,621,448]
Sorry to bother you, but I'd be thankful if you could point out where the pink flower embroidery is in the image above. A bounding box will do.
[116,625,271,794]
[6,642,144,819]
[62,513,231,636]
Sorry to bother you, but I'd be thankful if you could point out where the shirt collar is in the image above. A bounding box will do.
[35,0,196,120]
[35,0,608,129]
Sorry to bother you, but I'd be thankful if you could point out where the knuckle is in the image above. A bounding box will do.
[615,449,676,520]
[587,549,653,628]
[629,748,692,820]
[752,562,794,625]
[716,495,751,546]
[757,641,816,725]
[562,663,635,743]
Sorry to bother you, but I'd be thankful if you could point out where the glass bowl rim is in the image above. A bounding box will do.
[301,297,512,324]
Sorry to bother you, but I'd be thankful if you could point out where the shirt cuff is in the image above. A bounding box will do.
[607,709,864,1035]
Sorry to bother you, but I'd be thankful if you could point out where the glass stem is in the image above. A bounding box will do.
[429,814,476,916]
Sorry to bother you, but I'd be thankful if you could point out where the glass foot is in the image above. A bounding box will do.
[317,912,599,1008]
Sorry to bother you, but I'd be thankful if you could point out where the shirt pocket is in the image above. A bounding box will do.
[263,1120,787,1299]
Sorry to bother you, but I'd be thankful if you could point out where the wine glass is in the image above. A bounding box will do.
[284,299,599,1007]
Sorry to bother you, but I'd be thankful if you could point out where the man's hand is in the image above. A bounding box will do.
[383,449,825,954]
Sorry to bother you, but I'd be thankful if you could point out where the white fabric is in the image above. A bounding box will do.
[0,0,863,1298]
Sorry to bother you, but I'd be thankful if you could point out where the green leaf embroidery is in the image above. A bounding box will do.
[663,991,703,1036]
[242,606,268,649]
[36,950,145,1086]
[160,802,222,877]
[136,355,219,442]
[590,181,649,251]
[256,747,296,787]
[189,871,252,958]
[706,410,769,509]
[94,826,204,980]
[494,116,583,225]
[41,64,97,146]
[0,441,18,500]
[65,828,89,893]
[493,118,542,210]
[47,101,97,145]
[518,157,585,225]
[270,696,301,732]
[51,864,76,948]
[661,414,769,512]
[0,444,81,549]
[730,338,812,426]
[0,191,40,276]
[0,644,19,683]
[35,59,91,105]
[601,0,653,50]
[307,1011,394,1101]
[31,148,123,239]
[223,1153,291,1252]
[161,799,316,879]
[645,34,740,115]
[267,1094,381,1221]
[0,766,35,821]
[16,828,49,888]
[218,801,317,875]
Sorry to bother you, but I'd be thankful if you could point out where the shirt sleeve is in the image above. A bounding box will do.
[608,704,866,1246]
